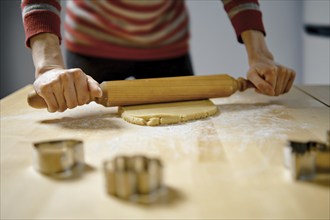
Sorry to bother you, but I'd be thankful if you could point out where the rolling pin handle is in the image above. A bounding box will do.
[28,90,99,109]
[236,77,255,92]
[27,91,48,109]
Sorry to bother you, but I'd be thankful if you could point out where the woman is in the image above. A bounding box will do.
[21,0,295,112]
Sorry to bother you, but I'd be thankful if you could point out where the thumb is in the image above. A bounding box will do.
[247,69,275,96]
[87,76,103,98]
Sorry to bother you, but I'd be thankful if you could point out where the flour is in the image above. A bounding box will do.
[94,121,205,160]
[214,104,309,151]
[84,103,312,164]
[2,99,312,163]
[214,104,300,140]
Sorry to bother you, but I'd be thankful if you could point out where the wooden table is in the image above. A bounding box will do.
[296,85,330,107]
[1,85,329,219]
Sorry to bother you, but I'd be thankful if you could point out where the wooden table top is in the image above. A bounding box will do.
[1,85,329,220]
[296,85,330,107]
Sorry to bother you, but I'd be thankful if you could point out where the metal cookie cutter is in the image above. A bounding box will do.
[33,139,84,178]
[103,155,166,204]
[284,131,330,180]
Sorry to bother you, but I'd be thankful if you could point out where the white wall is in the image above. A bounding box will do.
[186,0,303,83]
[303,1,330,84]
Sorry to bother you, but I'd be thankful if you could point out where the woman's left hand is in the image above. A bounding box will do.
[247,56,296,96]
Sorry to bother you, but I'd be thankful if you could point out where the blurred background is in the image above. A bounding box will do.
[1,0,329,98]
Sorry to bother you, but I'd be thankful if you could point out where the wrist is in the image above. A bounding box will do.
[35,65,64,77]
[241,30,274,65]
[30,33,65,78]
[248,51,274,66]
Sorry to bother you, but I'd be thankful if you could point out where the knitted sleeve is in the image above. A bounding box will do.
[222,0,266,43]
[21,0,62,47]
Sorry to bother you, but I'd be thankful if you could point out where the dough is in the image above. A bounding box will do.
[118,100,218,126]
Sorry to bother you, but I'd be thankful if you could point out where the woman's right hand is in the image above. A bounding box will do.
[29,33,102,112]
[33,67,102,112]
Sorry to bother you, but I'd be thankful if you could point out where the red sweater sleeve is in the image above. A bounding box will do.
[21,0,62,47]
[222,0,266,43]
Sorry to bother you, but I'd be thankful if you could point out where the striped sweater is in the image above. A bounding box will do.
[21,0,265,60]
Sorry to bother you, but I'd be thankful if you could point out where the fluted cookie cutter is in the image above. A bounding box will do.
[103,155,166,204]
[33,139,84,178]
[284,131,330,180]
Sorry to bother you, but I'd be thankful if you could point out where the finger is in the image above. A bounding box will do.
[247,70,274,96]
[87,75,102,98]
[51,80,67,112]
[45,93,59,113]
[37,85,59,112]
[71,69,90,106]
[254,89,263,95]
[280,69,291,95]
[284,70,296,93]
[61,73,78,109]
[263,67,277,91]
[274,67,286,96]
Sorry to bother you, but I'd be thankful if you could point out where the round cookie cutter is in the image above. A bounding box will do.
[32,139,84,178]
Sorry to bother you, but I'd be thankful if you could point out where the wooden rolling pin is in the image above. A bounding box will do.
[27,74,254,108]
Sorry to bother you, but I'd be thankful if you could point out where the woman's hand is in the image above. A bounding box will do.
[247,56,296,96]
[241,30,296,96]
[34,67,102,112]
[30,33,102,112]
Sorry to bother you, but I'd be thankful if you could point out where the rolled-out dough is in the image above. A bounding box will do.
[118,100,218,126]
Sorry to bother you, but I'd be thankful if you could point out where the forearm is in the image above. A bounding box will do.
[241,30,274,65]
[30,33,65,78]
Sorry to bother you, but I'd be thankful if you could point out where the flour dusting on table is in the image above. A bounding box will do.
[4,100,312,163]
[85,103,311,164]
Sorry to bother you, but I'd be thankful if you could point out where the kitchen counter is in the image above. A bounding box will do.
[1,85,329,219]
